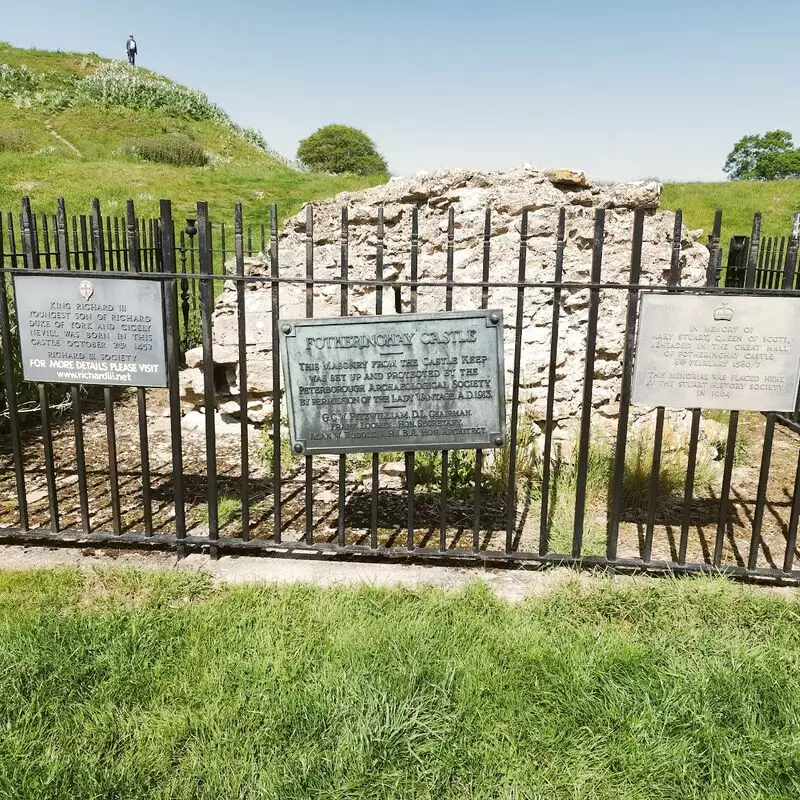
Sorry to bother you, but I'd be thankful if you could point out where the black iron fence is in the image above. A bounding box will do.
[721,215,800,290]
[1,197,799,584]
[0,201,271,354]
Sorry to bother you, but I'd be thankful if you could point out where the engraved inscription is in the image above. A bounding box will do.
[632,295,800,412]
[14,274,167,388]
[280,311,505,454]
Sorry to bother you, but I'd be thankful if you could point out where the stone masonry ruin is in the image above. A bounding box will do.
[179,164,710,441]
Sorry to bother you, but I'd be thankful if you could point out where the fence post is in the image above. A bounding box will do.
[607,208,645,561]
[159,199,187,556]
[235,204,250,543]
[269,204,282,543]
[0,213,28,530]
[572,209,604,559]
[506,209,529,554]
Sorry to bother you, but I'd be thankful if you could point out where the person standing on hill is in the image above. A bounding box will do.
[126,34,137,65]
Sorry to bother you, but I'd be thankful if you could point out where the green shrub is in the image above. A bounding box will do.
[297,124,388,175]
[125,134,208,166]
[0,64,43,97]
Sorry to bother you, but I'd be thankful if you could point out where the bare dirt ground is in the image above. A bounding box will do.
[0,387,798,575]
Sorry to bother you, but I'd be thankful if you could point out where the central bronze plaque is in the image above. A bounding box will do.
[279,310,506,455]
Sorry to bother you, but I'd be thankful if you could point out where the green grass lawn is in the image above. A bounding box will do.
[662,180,800,243]
[1,568,799,799]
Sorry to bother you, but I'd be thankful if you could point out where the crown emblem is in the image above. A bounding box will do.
[713,302,733,322]
[78,280,94,300]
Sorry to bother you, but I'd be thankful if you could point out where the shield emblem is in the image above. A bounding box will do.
[79,280,94,300]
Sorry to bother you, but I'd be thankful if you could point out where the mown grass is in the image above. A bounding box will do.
[661,180,800,243]
[0,568,798,799]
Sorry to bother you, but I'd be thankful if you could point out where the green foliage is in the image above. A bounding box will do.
[74,62,230,123]
[1,570,800,797]
[124,134,208,167]
[724,130,800,181]
[297,124,388,176]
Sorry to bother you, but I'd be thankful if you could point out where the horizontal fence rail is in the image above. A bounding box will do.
[0,197,799,584]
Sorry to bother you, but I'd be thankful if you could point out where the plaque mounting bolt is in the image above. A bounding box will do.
[489,313,500,325]
[293,443,304,454]
[493,435,503,446]
[281,324,292,335]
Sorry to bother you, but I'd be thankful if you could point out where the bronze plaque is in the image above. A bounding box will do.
[279,310,506,455]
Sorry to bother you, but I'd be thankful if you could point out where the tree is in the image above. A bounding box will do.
[297,125,388,176]
[723,130,800,180]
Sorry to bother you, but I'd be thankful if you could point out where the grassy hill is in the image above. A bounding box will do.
[661,180,800,243]
[0,42,384,222]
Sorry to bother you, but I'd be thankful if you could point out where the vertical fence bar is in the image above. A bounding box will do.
[105,217,114,271]
[52,214,60,266]
[220,222,227,279]
[139,219,148,272]
[56,200,68,272]
[539,208,566,556]
[439,206,455,552]
[247,224,253,257]
[705,210,722,287]
[68,205,91,533]
[22,199,59,531]
[90,199,105,268]
[644,210,686,563]
[607,208,645,561]
[759,236,772,289]
[714,213,761,565]
[338,207,349,548]
[41,214,52,269]
[87,200,122,535]
[125,200,153,536]
[261,224,266,256]
[121,217,130,271]
[572,209,604,558]
[782,212,800,291]
[673,209,703,566]
[505,209,529,553]
[744,213,762,289]
[179,229,190,351]
[772,237,785,289]
[304,204,314,544]
[0,214,28,530]
[406,206,418,551]
[748,409,777,571]
[782,450,800,573]
[70,216,80,267]
[370,207,384,550]
[6,213,18,268]
[233,205,250,542]
[473,207,491,552]
[79,215,90,269]
[197,201,218,557]
[269,204,282,543]
[160,200,186,554]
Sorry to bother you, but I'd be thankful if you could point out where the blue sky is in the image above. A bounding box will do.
[5,0,800,181]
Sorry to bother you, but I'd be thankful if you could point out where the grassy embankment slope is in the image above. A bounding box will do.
[0,569,798,799]
[662,180,800,241]
[0,42,384,222]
